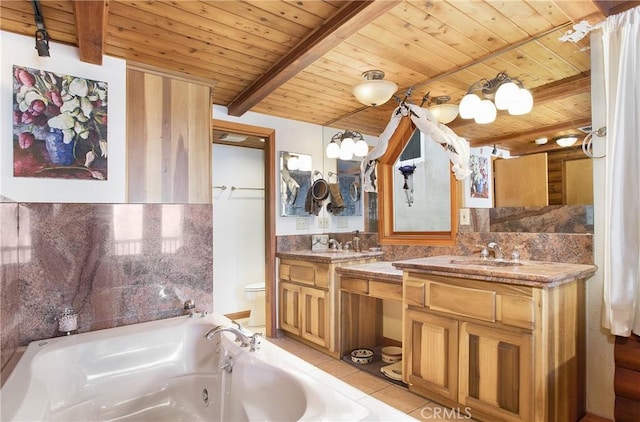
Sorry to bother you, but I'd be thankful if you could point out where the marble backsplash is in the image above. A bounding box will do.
[1,203,213,375]
[277,204,594,265]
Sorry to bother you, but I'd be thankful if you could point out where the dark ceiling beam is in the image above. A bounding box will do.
[73,0,107,65]
[471,117,592,156]
[227,0,401,117]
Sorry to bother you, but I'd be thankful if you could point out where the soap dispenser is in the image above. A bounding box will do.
[352,230,361,252]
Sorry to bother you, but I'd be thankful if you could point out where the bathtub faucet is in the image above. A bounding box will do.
[205,325,262,352]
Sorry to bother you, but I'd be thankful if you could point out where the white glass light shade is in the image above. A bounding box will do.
[286,156,299,170]
[339,147,353,160]
[298,155,312,171]
[555,135,579,147]
[508,88,533,115]
[353,71,398,107]
[494,82,519,110]
[474,99,497,124]
[459,93,481,119]
[354,139,369,157]
[340,137,355,156]
[326,140,340,158]
[428,104,459,124]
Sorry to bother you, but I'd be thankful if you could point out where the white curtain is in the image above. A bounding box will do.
[594,6,640,336]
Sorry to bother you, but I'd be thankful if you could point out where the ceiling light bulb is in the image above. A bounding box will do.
[326,140,340,159]
[354,139,369,157]
[494,82,519,110]
[508,88,534,115]
[352,70,398,107]
[458,93,481,119]
[474,99,497,124]
[339,147,353,161]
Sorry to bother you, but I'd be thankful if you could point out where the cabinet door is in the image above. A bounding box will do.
[459,322,533,422]
[300,287,329,347]
[279,281,300,335]
[405,309,459,402]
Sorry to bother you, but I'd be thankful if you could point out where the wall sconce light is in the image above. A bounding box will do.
[554,135,580,147]
[425,95,459,124]
[31,0,50,57]
[459,72,533,124]
[326,130,368,160]
[352,70,398,107]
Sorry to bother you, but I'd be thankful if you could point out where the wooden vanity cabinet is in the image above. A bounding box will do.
[403,272,586,422]
[278,255,380,357]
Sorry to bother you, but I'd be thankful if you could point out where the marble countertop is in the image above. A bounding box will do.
[336,261,403,282]
[392,255,597,288]
[276,249,384,263]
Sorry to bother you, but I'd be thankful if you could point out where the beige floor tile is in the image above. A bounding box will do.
[315,359,360,379]
[371,385,430,414]
[341,370,392,394]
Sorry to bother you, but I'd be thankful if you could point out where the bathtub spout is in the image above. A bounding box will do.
[205,325,251,348]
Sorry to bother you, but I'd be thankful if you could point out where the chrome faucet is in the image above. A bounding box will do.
[487,242,504,260]
[328,238,342,250]
[204,325,262,352]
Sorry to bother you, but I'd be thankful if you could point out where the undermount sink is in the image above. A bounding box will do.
[449,258,523,267]
[312,249,348,253]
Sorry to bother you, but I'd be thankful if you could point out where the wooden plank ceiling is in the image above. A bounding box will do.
[2,0,636,155]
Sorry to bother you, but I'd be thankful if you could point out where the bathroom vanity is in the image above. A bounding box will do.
[276,250,382,357]
[394,255,597,422]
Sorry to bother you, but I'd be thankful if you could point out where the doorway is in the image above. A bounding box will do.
[211,120,275,337]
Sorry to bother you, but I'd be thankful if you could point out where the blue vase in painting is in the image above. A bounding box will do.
[45,129,74,165]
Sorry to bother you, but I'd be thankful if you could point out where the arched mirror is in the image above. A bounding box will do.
[377,117,458,245]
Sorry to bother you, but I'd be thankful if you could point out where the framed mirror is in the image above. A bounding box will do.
[279,151,312,217]
[377,117,457,245]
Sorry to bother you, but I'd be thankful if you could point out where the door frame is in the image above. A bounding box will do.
[212,119,276,338]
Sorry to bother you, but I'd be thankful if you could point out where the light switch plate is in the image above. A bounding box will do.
[459,208,470,225]
[296,217,310,230]
[337,217,348,228]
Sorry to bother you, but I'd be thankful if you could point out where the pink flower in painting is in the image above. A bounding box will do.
[15,68,35,87]
[18,132,35,149]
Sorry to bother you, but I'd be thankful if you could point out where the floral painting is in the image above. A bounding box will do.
[12,65,108,180]
[464,147,493,208]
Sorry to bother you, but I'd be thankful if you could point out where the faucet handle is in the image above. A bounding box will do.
[475,244,489,260]
[231,320,243,330]
[250,333,262,352]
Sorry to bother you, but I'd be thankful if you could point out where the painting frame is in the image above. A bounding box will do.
[464,147,493,208]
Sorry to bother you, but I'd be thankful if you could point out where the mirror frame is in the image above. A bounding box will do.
[377,117,458,245]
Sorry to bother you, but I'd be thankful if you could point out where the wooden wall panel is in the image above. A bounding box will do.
[126,68,212,203]
[615,334,640,422]
[547,148,592,206]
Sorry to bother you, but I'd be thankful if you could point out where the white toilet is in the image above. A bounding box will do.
[244,282,266,327]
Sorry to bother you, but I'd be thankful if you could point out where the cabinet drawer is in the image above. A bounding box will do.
[405,278,426,307]
[428,282,496,322]
[499,294,535,329]
[341,276,369,294]
[369,281,402,301]
[280,260,329,287]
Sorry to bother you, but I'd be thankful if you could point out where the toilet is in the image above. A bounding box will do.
[244,282,266,327]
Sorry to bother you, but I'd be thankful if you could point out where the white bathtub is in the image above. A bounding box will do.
[1,313,415,421]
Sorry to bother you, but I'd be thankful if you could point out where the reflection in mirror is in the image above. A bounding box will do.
[331,160,363,217]
[393,129,451,231]
[280,151,312,217]
[377,117,457,245]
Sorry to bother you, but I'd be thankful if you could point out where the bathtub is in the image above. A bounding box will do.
[1,313,414,421]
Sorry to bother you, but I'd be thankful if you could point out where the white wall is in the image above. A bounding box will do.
[0,31,126,203]
[212,144,265,315]
[212,105,377,236]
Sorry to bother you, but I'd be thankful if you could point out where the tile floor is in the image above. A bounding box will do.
[250,328,477,421]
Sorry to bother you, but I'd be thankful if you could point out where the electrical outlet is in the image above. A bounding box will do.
[459,208,470,225]
[296,217,310,230]
[337,217,348,228]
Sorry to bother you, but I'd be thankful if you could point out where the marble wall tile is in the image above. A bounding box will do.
[0,203,213,358]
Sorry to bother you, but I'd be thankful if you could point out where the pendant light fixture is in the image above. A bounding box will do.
[326,130,368,160]
[458,72,533,124]
[352,70,398,107]
[425,95,459,124]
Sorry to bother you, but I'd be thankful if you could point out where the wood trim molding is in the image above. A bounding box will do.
[127,61,218,89]
[212,119,276,338]
[227,0,401,117]
[73,0,107,65]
